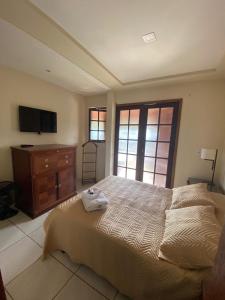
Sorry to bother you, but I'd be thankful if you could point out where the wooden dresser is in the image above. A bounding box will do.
[11,144,76,218]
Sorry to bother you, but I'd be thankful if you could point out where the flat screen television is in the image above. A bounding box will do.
[19,106,57,133]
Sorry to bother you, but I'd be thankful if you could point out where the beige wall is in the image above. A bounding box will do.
[105,92,116,176]
[0,66,84,181]
[3,65,224,189]
[83,94,107,181]
[87,79,225,187]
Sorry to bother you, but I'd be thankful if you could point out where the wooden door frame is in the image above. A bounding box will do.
[113,99,182,188]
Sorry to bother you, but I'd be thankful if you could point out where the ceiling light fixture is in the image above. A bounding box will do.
[142,32,157,43]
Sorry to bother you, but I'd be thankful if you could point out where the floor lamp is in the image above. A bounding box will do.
[200,148,218,191]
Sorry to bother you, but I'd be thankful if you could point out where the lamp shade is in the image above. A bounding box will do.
[200,148,217,160]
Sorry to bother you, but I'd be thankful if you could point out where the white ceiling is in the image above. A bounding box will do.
[0,0,224,95]
[31,0,225,83]
[0,19,109,95]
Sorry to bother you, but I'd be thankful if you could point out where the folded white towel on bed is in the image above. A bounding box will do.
[81,188,109,212]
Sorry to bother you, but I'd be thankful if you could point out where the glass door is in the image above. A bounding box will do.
[143,106,174,187]
[115,108,140,180]
[114,101,181,188]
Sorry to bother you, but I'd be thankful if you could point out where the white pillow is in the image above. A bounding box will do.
[173,183,208,192]
[158,206,221,269]
[171,184,215,210]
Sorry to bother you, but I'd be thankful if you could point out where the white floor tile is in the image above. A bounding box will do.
[52,250,79,273]
[29,226,45,247]
[0,220,25,252]
[0,236,42,284]
[54,275,106,300]
[77,265,117,300]
[9,211,48,234]
[6,256,72,300]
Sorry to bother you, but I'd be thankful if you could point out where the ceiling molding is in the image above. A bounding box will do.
[113,69,221,92]
[0,0,224,92]
[122,69,217,86]
[0,0,121,88]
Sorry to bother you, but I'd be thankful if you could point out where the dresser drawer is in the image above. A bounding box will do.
[32,152,57,174]
[33,172,57,212]
[57,150,74,169]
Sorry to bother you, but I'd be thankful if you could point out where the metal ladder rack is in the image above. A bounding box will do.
[82,141,97,184]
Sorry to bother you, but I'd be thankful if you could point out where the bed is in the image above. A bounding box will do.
[43,176,224,300]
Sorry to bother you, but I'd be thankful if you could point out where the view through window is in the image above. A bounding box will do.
[89,108,106,142]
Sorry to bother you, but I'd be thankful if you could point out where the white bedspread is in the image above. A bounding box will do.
[44,176,210,300]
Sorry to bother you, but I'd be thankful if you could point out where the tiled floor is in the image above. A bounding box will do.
[0,184,130,300]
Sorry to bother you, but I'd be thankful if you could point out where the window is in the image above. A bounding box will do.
[89,108,106,142]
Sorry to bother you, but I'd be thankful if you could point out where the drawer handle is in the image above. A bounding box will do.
[45,158,49,162]
[66,160,69,164]
[45,164,49,168]
[58,184,62,188]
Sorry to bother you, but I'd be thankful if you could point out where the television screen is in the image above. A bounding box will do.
[19,106,57,133]
[40,110,57,133]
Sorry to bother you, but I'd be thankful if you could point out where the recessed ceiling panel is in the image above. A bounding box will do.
[31,0,225,83]
[0,19,109,94]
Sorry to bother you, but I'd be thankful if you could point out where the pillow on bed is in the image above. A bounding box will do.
[158,205,221,269]
[173,183,208,192]
[170,183,215,209]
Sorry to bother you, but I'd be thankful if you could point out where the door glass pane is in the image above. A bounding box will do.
[143,172,154,184]
[127,168,136,180]
[146,125,158,141]
[120,110,129,124]
[117,167,126,178]
[145,142,156,157]
[118,153,127,167]
[99,111,106,121]
[154,174,166,187]
[127,155,136,169]
[129,125,139,139]
[116,104,178,189]
[119,140,127,153]
[130,109,140,124]
[158,126,171,141]
[99,131,105,140]
[90,131,98,140]
[160,107,173,124]
[157,143,170,158]
[128,141,137,154]
[144,157,155,172]
[91,110,98,120]
[119,126,128,139]
[99,121,104,130]
[91,121,98,130]
[155,159,168,174]
[147,108,159,124]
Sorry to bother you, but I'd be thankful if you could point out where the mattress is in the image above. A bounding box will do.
[43,176,209,300]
